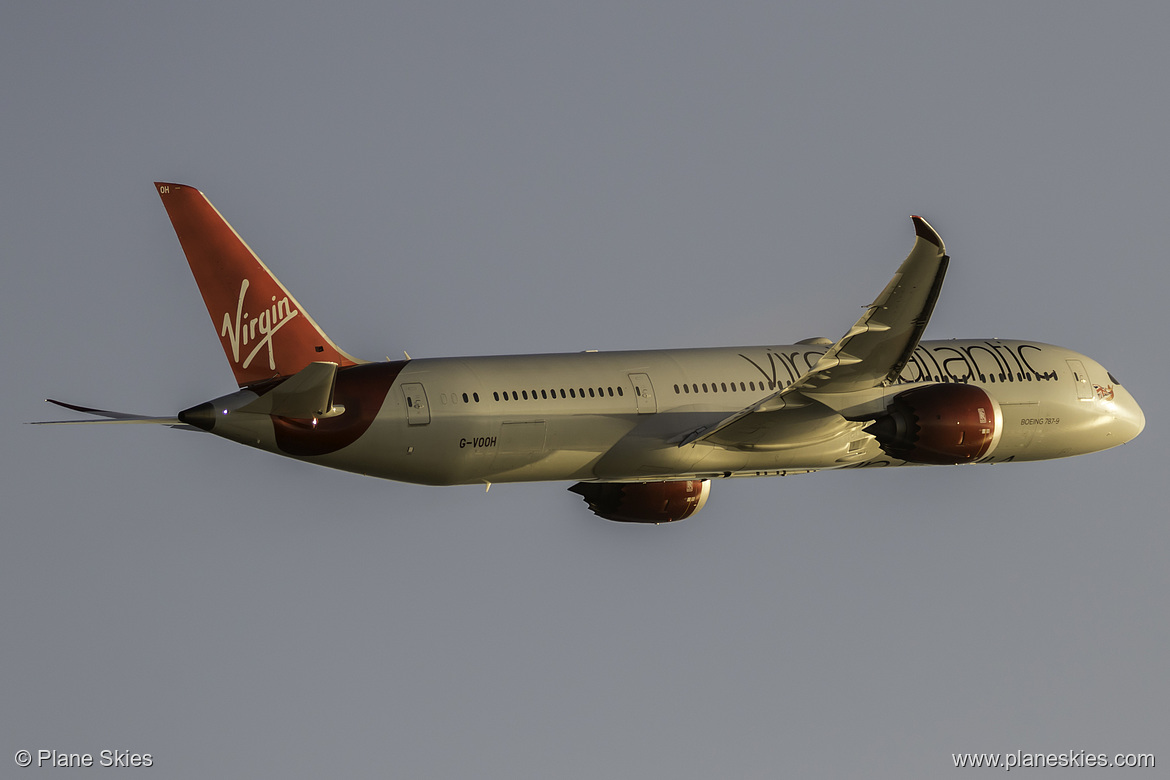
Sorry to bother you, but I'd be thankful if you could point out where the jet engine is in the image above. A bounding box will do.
[864,384,1000,464]
[568,479,711,523]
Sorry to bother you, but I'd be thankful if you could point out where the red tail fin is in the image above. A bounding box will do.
[156,183,360,387]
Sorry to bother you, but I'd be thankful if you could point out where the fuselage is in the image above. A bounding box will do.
[192,337,1144,486]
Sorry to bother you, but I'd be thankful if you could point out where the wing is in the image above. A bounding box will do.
[790,215,947,394]
[680,216,948,448]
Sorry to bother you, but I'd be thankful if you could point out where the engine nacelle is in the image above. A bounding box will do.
[568,479,711,523]
[865,384,1000,464]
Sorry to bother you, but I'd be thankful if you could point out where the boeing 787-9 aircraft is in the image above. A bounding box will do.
[38,183,1145,522]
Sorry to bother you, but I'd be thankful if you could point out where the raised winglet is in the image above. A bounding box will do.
[155,183,362,387]
[911,215,944,250]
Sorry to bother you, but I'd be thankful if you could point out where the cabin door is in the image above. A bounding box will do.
[402,383,431,425]
[1065,360,1094,401]
[628,373,657,414]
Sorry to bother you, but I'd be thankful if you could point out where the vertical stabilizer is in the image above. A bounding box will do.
[155,182,360,387]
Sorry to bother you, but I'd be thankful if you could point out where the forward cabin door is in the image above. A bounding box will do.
[402,382,431,425]
[628,373,657,414]
[1065,359,1094,401]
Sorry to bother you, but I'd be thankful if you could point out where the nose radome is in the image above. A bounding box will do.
[1113,386,1145,444]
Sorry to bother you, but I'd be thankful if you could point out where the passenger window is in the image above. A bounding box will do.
[588,388,595,398]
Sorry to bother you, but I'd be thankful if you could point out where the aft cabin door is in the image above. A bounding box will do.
[402,383,431,425]
[628,373,657,414]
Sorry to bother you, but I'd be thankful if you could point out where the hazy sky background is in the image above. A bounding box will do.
[3,3,1166,777]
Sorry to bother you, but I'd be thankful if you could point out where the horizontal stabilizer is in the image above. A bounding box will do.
[32,399,195,429]
[236,361,341,419]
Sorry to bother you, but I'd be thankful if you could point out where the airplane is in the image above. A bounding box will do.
[36,183,1145,522]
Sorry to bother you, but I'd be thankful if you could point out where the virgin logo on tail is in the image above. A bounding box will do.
[220,279,300,370]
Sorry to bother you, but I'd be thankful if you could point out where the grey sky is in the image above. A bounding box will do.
[3,2,1166,777]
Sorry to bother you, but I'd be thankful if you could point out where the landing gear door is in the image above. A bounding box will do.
[402,382,431,425]
[628,373,657,414]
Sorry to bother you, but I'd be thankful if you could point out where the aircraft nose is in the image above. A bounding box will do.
[1111,385,1145,444]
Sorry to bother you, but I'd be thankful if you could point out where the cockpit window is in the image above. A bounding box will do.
[1108,372,1120,384]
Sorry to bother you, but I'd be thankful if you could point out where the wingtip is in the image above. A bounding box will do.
[910,215,944,251]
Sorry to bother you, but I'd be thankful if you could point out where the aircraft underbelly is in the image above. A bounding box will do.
[337,411,632,485]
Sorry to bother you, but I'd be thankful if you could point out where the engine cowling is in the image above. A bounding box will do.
[865,384,1000,464]
[568,479,711,523]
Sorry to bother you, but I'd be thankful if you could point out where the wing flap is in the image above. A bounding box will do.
[701,394,862,452]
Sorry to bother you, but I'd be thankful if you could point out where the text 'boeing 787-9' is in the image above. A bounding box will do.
[36,183,1145,523]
